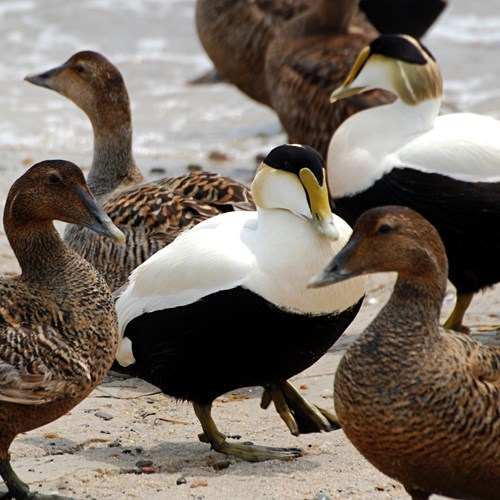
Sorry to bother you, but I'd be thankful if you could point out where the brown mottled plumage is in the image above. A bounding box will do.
[69,171,253,291]
[24,51,255,292]
[265,0,395,159]
[309,205,500,500]
[195,0,311,106]
[0,160,123,499]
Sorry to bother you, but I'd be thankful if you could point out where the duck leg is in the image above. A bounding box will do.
[0,458,75,500]
[261,381,340,435]
[443,292,473,333]
[193,402,302,462]
[0,458,29,500]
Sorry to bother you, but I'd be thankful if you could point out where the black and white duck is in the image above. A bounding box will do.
[327,33,500,333]
[114,144,367,462]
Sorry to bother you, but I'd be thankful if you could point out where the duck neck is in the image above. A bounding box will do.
[370,275,444,343]
[284,0,356,38]
[6,219,74,282]
[86,101,145,200]
[366,97,441,136]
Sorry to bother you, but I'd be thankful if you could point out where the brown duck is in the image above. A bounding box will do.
[0,159,124,499]
[309,205,500,500]
[264,0,395,159]
[24,52,336,439]
[24,50,255,292]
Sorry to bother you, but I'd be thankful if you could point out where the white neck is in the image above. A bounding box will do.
[246,208,366,314]
[327,97,441,196]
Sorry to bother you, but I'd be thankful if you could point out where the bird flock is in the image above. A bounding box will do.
[1,1,499,499]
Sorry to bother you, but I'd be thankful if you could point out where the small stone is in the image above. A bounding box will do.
[176,477,187,485]
[190,480,208,488]
[314,493,331,500]
[208,150,229,161]
[150,166,166,175]
[135,460,153,468]
[95,411,114,421]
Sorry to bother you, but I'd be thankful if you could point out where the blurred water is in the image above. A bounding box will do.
[1,0,500,185]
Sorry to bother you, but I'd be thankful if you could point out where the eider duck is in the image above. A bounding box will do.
[24,52,348,438]
[195,0,446,110]
[114,144,367,462]
[264,0,395,159]
[327,33,500,333]
[24,50,255,292]
[0,159,124,499]
[309,205,500,500]
[195,0,310,106]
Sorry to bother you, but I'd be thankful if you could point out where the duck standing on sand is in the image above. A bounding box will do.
[327,33,500,333]
[309,205,500,500]
[114,144,367,462]
[0,159,124,499]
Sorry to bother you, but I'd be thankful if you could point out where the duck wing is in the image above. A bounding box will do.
[0,324,92,405]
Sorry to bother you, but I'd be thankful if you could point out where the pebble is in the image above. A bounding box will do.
[313,493,331,500]
[95,411,114,421]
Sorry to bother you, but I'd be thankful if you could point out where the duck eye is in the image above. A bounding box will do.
[49,173,61,184]
[74,64,85,73]
[378,223,391,234]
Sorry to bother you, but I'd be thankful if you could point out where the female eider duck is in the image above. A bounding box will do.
[309,205,500,500]
[327,33,500,333]
[0,159,124,499]
[195,0,310,106]
[264,0,395,159]
[114,144,367,462]
[24,51,255,292]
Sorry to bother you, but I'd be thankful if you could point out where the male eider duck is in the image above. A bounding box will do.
[0,160,124,499]
[24,51,255,292]
[327,33,500,333]
[309,205,500,500]
[24,52,334,438]
[114,144,367,462]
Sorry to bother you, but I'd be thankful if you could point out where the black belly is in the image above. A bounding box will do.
[115,286,363,405]
[333,167,500,295]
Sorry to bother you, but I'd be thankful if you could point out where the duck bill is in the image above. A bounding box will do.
[24,62,69,88]
[73,185,125,243]
[330,45,370,103]
[299,167,339,241]
[307,235,363,288]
